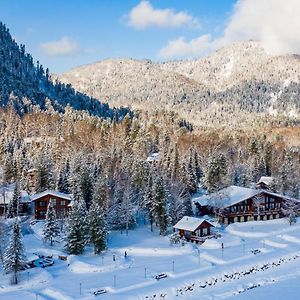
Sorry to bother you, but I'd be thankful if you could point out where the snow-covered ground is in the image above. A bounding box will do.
[1,218,300,299]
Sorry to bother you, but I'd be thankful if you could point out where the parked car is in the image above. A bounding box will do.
[155,273,167,280]
[94,289,107,295]
[41,259,54,268]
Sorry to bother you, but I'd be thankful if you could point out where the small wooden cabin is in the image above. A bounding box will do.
[31,190,72,220]
[173,216,215,243]
[0,186,31,216]
[256,176,274,190]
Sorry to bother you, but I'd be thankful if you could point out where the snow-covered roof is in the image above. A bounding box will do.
[0,184,30,204]
[194,186,261,209]
[31,190,73,202]
[264,191,300,203]
[173,216,214,232]
[257,176,273,186]
[146,152,160,162]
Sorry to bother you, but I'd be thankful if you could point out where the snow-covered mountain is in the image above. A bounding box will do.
[59,41,300,118]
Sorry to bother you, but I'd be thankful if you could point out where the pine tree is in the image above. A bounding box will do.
[65,200,86,255]
[169,181,192,225]
[152,175,168,235]
[35,153,54,192]
[57,159,70,194]
[143,171,154,231]
[7,180,20,218]
[43,202,60,246]
[3,218,26,284]
[87,201,106,254]
[204,153,228,192]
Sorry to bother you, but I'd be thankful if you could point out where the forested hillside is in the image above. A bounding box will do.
[59,41,300,127]
[0,21,299,239]
[0,22,130,120]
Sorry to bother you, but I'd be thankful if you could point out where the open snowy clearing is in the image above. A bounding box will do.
[1,218,300,299]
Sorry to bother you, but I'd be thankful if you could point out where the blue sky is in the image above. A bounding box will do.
[0,0,237,73]
[1,0,298,74]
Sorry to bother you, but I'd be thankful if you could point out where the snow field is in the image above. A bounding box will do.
[1,217,300,299]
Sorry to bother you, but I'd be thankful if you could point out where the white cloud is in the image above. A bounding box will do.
[40,37,80,56]
[159,0,300,59]
[159,35,213,59]
[126,1,199,29]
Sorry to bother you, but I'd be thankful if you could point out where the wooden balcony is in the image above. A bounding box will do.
[189,235,215,244]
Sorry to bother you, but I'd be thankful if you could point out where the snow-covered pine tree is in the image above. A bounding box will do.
[43,201,60,246]
[143,170,154,231]
[152,174,168,235]
[204,153,228,192]
[57,159,70,194]
[3,218,26,284]
[35,152,54,192]
[65,200,86,255]
[7,180,20,218]
[169,181,192,225]
[282,200,299,226]
[87,200,106,254]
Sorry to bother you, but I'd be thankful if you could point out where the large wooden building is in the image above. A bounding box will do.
[194,186,299,224]
[31,190,73,220]
[173,216,215,243]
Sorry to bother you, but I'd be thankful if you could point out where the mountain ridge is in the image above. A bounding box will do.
[58,41,300,123]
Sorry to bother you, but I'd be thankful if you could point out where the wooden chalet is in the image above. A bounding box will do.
[173,216,215,243]
[256,176,274,190]
[194,185,299,225]
[31,190,73,220]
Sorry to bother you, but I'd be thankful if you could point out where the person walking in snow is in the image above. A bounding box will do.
[125,251,127,259]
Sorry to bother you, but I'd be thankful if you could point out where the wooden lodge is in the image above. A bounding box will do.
[173,216,215,243]
[31,190,73,220]
[194,185,299,225]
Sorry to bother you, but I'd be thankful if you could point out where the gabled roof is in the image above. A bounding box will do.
[257,176,273,186]
[146,152,160,162]
[0,185,30,204]
[193,185,261,209]
[31,190,73,202]
[194,185,300,209]
[173,216,214,232]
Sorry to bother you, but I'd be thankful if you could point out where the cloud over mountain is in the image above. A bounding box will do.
[159,0,300,59]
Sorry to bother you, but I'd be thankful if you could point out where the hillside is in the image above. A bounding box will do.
[59,41,300,123]
[0,22,130,120]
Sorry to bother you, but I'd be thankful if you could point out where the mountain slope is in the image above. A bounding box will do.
[0,22,130,120]
[59,41,300,121]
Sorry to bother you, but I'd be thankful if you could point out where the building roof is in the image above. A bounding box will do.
[173,216,214,232]
[194,185,300,209]
[31,190,73,202]
[193,185,261,209]
[0,185,30,205]
[257,176,274,186]
[146,152,160,162]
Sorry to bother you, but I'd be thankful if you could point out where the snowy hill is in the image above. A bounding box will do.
[59,41,300,119]
[0,22,130,120]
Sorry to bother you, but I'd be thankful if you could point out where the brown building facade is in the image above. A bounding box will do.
[31,190,72,220]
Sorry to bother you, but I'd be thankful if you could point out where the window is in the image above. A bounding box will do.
[39,210,46,216]
[60,200,66,206]
[50,198,56,205]
[39,201,46,207]
[202,228,208,236]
